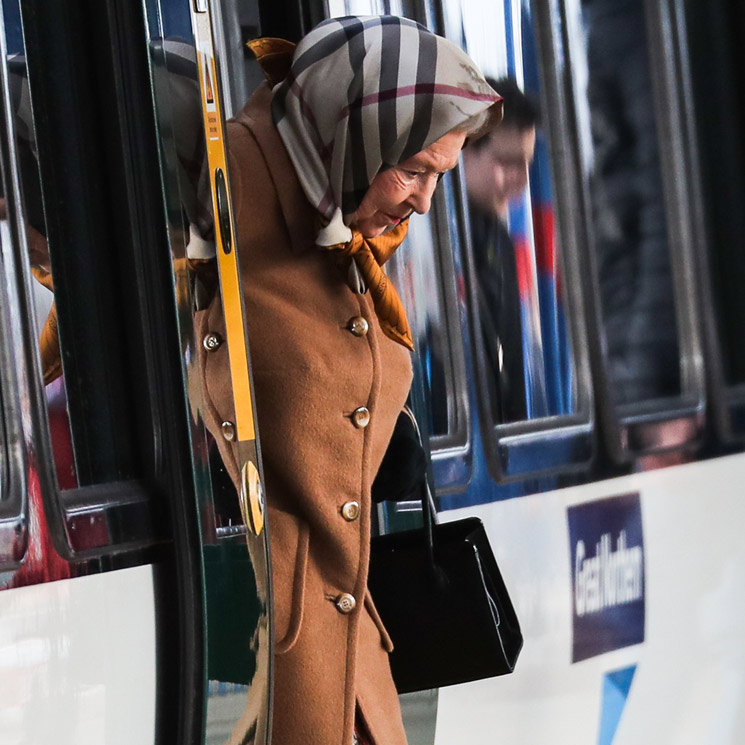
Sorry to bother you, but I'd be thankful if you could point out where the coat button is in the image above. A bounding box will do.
[351,407,370,428]
[347,316,369,337]
[341,501,361,522]
[203,332,222,352]
[335,593,356,614]
[221,421,236,442]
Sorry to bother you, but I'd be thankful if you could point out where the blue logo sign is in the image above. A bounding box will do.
[568,493,645,662]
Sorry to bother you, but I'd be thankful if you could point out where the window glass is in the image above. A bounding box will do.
[0,149,8,507]
[386,182,465,439]
[709,224,745,389]
[144,2,246,533]
[327,0,470,446]
[0,382,6,504]
[455,0,579,424]
[685,1,745,390]
[1,5,83,491]
[567,0,682,407]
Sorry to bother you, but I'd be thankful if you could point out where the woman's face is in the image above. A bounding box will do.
[348,129,467,238]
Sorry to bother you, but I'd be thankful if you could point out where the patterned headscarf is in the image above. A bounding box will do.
[272,15,501,246]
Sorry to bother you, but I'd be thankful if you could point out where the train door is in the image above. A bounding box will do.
[0,1,272,743]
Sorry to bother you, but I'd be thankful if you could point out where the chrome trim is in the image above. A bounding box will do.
[645,0,706,406]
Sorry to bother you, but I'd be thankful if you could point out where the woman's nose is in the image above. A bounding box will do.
[408,176,438,215]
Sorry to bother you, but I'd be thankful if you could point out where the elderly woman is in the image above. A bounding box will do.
[196,15,501,745]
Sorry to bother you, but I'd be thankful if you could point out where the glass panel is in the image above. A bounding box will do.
[0,119,8,506]
[144,1,249,533]
[386,182,465,440]
[0,388,6,504]
[1,1,82,490]
[685,1,745,390]
[567,0,682,408]
[326,0,470,446]
[456,0,579,424]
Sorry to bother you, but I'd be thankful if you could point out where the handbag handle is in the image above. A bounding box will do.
[402,406,439,563]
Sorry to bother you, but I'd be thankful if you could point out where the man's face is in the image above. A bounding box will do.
[348,129,467,238]
[463,125,536,217]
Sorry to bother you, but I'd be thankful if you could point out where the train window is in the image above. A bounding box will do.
[5,52,138,489]
[326,0,474,480]
[434,0,594,481]
[457,2,582,425]
[386,176,471,448]
[684,0,745,443]
[0,0,200,557]
[563,0,705,461]
[0,388,6,503]
[0,237,28,570]
[0,18,30,568]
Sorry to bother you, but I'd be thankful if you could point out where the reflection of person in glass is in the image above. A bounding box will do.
[463,77,538,422]
[195,17,502,745]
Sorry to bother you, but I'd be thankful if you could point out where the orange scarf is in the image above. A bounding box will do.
[31,266,63,385]
[322,220,414,351]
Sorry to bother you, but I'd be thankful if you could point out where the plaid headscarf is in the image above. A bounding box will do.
[272,15,501,246]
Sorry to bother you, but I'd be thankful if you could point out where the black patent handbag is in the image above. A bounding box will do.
[368,474,523,694]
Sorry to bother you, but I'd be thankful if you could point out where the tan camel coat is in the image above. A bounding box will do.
[195,82,412,745]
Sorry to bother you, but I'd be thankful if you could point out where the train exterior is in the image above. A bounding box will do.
[1,0,744,744]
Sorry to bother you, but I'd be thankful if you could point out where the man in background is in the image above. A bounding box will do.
[463,77,538,422]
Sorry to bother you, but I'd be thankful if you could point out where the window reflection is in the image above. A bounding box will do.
[328,0,470,447]
[145,17,247,532]
[464,77,535,422]
[459,1,578,424]
[684,2,745,391]
[386,192,463,440]
[1,19,80,490]
[571,0,681,407]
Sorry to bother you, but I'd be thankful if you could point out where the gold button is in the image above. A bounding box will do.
[221,421,236,442]
[341,501,361,522]
[202,332,222,352]
[335,593,356,614]
[347,316,369,337]
[351,407,370,429]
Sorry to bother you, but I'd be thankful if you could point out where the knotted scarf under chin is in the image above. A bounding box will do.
[321,220,414,351]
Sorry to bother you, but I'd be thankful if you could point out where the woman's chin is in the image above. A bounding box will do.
[357,223,389,239]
